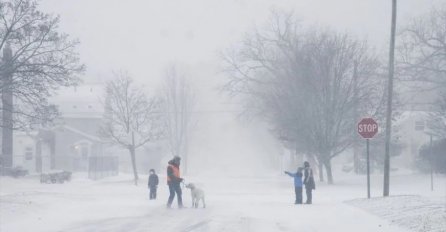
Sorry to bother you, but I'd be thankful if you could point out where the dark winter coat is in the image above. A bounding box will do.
[304,167,316,190]
[148,174,159,188]
[285,171,303,187]
[167,160,183,184]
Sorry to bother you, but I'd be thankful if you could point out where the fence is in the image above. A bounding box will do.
[88,156,119,180]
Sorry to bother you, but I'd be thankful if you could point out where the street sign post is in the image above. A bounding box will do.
[358,118,379,199]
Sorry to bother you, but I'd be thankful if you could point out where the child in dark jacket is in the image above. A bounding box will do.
[148,169,159,200]
[285,167,304,204]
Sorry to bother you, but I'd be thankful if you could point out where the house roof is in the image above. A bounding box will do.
[55,124,104,143]
[395,111,430,125]
[50,84,105,118]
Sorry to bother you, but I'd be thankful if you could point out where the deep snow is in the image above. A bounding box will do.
[1,172,445,232]
[348,195,446,232]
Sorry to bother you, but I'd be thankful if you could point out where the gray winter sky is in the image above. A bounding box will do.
[40,0,444,85]
[37,0,446,173]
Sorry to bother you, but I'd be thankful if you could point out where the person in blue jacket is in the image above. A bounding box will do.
[284,167,304,204]
[148,169,159,200]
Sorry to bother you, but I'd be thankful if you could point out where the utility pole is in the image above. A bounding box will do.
[383,0,397,197]
[1,44,14,169]
[352,61,361,174]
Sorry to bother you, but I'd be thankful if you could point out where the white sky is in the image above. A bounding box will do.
[38,0,446,173]
[40,0,445,85]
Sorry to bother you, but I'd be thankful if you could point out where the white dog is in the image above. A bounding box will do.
[185,183,206,208]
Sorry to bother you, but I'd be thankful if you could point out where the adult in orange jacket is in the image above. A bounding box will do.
[166,156,183,208]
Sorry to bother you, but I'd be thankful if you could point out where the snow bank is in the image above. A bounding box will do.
[347,195,446,232]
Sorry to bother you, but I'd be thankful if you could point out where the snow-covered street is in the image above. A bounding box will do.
[1,173,445,232]
[2,0,446,232]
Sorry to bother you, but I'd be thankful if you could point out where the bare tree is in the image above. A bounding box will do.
[398,6,446,86]
[162,65,196,174]
[0,0,84,168]
[222,10,384,184]
[101,71,165,185]
[398,5,446,138]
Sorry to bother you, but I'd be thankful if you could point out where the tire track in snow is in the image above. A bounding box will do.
[64,206,214,232]
[180,219,211,232]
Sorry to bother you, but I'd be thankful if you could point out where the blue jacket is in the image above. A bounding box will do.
[285,171,303,187]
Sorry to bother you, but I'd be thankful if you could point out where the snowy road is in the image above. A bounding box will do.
[1,174,444,232]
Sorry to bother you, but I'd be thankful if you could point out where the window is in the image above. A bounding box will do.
[415,120,425,131]
[25,147,33,160]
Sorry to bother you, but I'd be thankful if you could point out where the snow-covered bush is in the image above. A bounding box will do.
[417,139,446,174]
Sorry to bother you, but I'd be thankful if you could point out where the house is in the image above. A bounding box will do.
[44,83,166,175]
[8,84,118,176]
[393,110,433,169]
[392,87,440,169]
[7,82,174,176]
[11,131,50,173]
[44,84,112,172]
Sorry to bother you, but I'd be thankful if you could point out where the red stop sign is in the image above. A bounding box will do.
[358,118,378,139]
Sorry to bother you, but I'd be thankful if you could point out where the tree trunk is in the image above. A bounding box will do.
[183,135,188,175]
[352,61,360,174]
[2,45,14,169]
[183,117,189,175]
[49,134,56,169]
[129,147,138,185]
[323,160,334,184]
[295,147,303,166]
[289,149,295,169]
[36,140,42,173]
[318,162,324,182]
[130,131,138,185]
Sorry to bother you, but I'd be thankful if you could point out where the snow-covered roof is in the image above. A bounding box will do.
[58,125,103,143]
[50,84,105,118]
[394,111,430,126]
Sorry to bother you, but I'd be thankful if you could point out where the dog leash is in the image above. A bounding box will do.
[181,179,187,189]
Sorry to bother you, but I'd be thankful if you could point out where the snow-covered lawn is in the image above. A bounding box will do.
[1,173,445,232]
[348,195,446,232]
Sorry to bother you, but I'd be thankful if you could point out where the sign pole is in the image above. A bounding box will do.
[367,138,371,199]
[358,117,378,199]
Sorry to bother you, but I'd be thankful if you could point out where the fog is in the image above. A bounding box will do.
[1,0,446,231]
[39,0,441,80]
[34,0,443,176]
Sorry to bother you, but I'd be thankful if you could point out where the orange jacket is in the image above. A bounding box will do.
[167,164,180,183]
